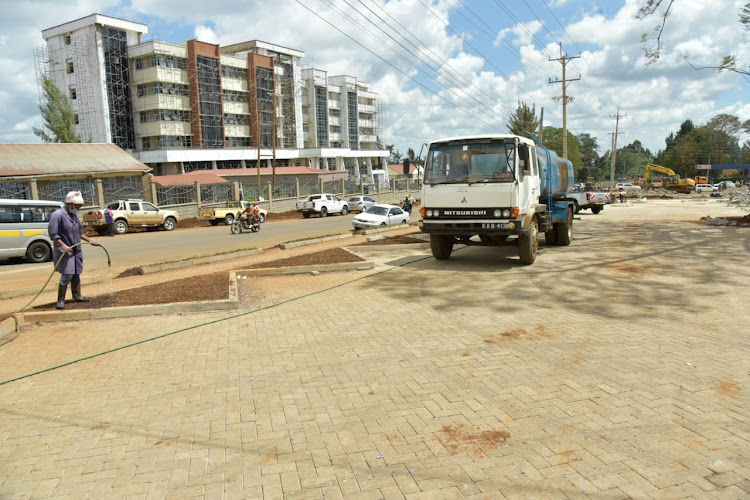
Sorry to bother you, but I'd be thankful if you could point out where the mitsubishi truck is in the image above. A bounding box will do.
[419,134,575,265]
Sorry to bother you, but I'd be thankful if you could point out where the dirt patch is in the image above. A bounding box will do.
[116,268,144,279]
[607,263,646,273]
[351,233,426,246]
[438,424,510,454]
[31,272,230,311]
[243,247,364,269]
[699,214,750,226]
[716,379,739,397]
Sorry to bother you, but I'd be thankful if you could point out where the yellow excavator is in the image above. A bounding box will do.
[644,163,696,193]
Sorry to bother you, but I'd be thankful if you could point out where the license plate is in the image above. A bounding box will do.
[481,222,510,229]
[83,222,88,226]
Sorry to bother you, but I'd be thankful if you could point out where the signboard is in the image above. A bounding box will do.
[695,164,711,170]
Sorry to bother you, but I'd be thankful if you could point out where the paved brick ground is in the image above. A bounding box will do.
[1,199,749,498]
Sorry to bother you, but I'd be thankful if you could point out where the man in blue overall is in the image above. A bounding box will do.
[48,190,100,309]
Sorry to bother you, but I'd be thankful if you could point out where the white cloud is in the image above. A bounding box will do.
[194,25,218,44]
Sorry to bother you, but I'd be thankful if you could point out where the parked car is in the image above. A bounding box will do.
[352,204,410,229]
[695,183,719,193]
[296,193,349,218]
[347,195,377,213]
[615,182,641,190]
[0,198,63,263]
[82,199,179,235]
[199,200,267,225]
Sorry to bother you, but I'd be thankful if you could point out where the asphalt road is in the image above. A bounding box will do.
[0,212,367,287]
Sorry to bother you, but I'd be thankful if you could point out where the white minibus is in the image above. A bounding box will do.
[0,199,64,263]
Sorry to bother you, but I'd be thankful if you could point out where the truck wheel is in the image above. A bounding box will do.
[210,220,219,226]
[225,214,234,225]
[545,229,558,246]
[518,218,538,265]
[341,205,349,215]
[555,208,573,246]
[258,213,265,223]
[162,217,177,231]
[115,220,128,235]
[573,201,580,214]
[591,206,602,214]
[302,211,311,218]
[320,207,328,217]
[430,235,453,260]
[26,241,51,263]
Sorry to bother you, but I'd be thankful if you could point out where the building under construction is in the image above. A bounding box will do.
[38,14,388,184]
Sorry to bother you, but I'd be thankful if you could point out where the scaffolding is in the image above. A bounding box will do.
[68,29,97,144]
[101,27,135,150]
[32,46,52,142]
[196,55,223,148]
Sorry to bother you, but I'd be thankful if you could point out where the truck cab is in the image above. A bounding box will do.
[419,134,574,264]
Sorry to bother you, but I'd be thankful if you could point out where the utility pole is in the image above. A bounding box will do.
[539,107,544,142]
[609,107,625,192]
[549,44,580,159]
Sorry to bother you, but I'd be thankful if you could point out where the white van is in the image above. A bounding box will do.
[0,199,64,263]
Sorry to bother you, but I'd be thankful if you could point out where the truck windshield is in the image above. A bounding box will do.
[424,141,516,185]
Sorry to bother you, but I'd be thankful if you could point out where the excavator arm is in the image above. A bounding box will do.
[644,163,675,183]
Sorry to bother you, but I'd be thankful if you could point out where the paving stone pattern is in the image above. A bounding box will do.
[1,200,749,498]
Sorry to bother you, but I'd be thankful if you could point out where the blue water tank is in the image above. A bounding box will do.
[536,146,574,199]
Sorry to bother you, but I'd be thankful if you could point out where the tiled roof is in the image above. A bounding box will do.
[0,143,150,177]
[153,172,230,186]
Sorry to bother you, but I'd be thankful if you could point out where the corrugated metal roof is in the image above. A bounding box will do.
[153,172,230,186]
[0,143,151,177]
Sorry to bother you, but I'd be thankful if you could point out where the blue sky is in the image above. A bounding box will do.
[1,0,748,158]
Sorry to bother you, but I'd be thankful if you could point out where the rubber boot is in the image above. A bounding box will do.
[56,284,67,310]
[71,278,90,303]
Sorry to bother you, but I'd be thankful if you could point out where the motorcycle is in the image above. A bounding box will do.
[230,211,260,234]
[401,200,413,215]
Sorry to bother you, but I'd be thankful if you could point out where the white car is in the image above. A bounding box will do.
[695,183,718,193]
[352,204,410,229]
[615,182,641,190]
[347,195,377,213]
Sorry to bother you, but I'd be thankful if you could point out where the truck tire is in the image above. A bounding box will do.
[591,206,602,214]
[555,208,573,246]
[430,235,453,260]
[302,211,311,218]
[573,201,580,214]
[26,241,51,263]
[210,220,219,226]
[518,218,538,265]
[341,205,349,215]
[258,213,265,223]
[544,229,558,246]
[224,214,234,225]
[320,207,328,217]
[115,220,128,235]
[162,217,177,231]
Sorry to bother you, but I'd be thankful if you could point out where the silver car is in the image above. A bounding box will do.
[347,195,377,212]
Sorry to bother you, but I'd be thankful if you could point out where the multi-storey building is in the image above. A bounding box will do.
[39,14,388,184]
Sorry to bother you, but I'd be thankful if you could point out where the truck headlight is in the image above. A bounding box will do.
[426,209,433,217]
[493,209,502,217]
[502,209,511,217]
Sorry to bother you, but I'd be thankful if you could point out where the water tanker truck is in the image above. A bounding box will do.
[418,134,575,265]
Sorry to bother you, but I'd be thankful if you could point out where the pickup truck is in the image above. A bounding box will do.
[568,185,610,214]
[82,199,180,235]
[296,194,349,218]
[198,201,267,225]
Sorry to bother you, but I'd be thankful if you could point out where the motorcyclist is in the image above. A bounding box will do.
[401,195,413,214]
[240,202,260,226]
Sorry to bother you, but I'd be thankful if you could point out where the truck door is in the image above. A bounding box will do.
[517,145,539,212]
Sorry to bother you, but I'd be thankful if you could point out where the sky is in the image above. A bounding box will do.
[1,0,748,160]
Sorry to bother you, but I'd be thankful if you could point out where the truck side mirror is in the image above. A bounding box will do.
[403,158,411,175]
[518,145,529,162]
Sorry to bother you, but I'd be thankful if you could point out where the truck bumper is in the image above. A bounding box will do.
[419,219,525,236]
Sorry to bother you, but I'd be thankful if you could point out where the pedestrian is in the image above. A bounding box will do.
[104,205,115,236]
[48,190,100,310]
[618,188,626,203]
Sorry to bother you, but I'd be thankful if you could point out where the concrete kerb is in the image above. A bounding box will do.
[139,247,263,274]
[236,260,375,277]
[279,233,353,249]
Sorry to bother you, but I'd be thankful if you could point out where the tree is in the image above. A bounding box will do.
[385,144,402,164]
[638,1,750,75]
[33,75,81,143]
[507,101,540,136]
[542,127,581,171]
[406,147,416,161]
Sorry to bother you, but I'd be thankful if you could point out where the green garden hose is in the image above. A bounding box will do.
[10,241,111,335]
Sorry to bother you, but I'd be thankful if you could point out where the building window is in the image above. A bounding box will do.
[139,109,191,123]
[69,88,76,100]
[221,65,247,80]
[64,34,71,45]
[223,113,249,125]
[74,114,79,124]
[66,60,74,74]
